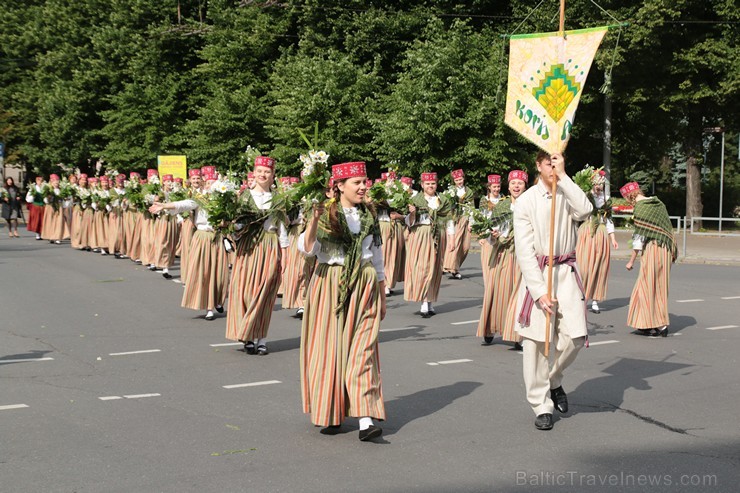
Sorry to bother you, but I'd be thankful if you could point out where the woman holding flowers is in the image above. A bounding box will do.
[299,161,386,441]
[575,168,618,314]
[149,179,229,321]
[404,172,455,317]
[478,174,503,279]
[225,156,289,356]
[40,174,69,244]
[25,176,46,240]
[476,170,528,347]
[92,176,111,254]
[108,174,127,258]
[152,174,179,279]
[123,172,143,262]
[443,168,475,280]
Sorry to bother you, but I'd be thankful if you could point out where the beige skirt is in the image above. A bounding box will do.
[404,224,445,302]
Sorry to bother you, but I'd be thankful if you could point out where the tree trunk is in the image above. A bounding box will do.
[685,151,703,230]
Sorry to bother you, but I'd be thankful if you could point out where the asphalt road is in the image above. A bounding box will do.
[1,232,739,492]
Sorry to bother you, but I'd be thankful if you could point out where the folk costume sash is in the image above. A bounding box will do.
[232,191,274,254]
[316,202,381,315]
[517,252,585,327]
[410,192,453,248]
[633,197,677,262]
[487,198,515,268]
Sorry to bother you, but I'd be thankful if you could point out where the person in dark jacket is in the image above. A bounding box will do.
[2,177,24,238]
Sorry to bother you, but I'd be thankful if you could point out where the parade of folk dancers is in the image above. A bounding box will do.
[12,149,677,438]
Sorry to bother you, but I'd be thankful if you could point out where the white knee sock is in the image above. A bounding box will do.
[359,417,374,431]
[421,301,429,313]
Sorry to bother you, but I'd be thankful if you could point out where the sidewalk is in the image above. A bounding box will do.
[468,229,740,266]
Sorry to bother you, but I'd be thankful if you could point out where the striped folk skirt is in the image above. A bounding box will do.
[27,204,44,233]
[80,208,94,248]
[576,222,611,301]
[153,215,178,268]
[225,232,282,342]
[443,216,471,273]
[380,220,405,289]
[300,262,385,427]
[41,205,65,241]
[124,211,141,260]
[282,225,309,309]
[109,210,126,254]
[181,230,229,310]
[476,244,520,341]
[627,242,672,329]
[480,238,493,281]
[404,224,445,302]
[394,220,406,283]
[139,215,157,266]
[70,205,83,248]
[179,217,195,285]
[92,210,108,249]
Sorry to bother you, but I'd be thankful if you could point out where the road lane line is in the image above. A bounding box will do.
[436,359,473,365]
[210,342,243,347]
[99,396,123,401]
[706,325,738,331]
[109,349,161,356]
[0,404,29,411]
[450,320,479,326]
[721,296,740,300]
[223,380,282,389]
[0,357,54,364]
[380,327,415,333]
[676,299,703,303]
[123,393,161,399]
[589,340,620,346]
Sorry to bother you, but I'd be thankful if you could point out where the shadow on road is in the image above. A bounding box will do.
[0,349,53,365]
[383,381,483,436]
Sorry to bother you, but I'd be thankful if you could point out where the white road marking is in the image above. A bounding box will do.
[0,404,29,411]
[380,327,415,333]
[99,396,123,401]
[705,325,738,331]
[450,320,479,326]
[427,359,473,366]
[0,357,54,364]
[108,349,161,356]
[721,296,740,300]
[210,342,243,347]
[223,380,282,389]
[676,299,703,303]
[589,340,619,346]
[123,393,161,399]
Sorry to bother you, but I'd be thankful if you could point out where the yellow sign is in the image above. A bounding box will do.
[505,27,607,154]
[157,155,187,180]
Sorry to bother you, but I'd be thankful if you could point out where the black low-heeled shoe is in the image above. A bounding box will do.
[483,336,494,345]
[215,305,224,314]
[654,326,668,338]
[256,344,268,355]
[550,386,568,414]
[162,272,173,279]
[534,413,553,430]
[319,425,342,436]
[244,342,256,355]
[359,425,382,441]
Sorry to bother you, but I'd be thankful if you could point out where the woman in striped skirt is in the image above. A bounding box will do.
[299,161,386,441]
[478,174,503,279]
[178,169,203,285]
[443,168,475,279]
[123,172,143,263]
[477,170,527,347]
[78,175,95,251]
[575,170,619,314]
[40,174,68,244]
[92,177,111,254]
[622,182,677,337]
[282,191,312,318]
[149,184,228,321]
[141,169,161,270]
[108,174,127,258]
[152,175,179,279]
[225,156,289,355]
[404,172,455,317]
[25,177,46,240]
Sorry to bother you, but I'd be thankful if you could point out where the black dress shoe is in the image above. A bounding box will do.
[483,336,494,345]
[420,312,431,319]
[256,344,269,355]
[319,425,342,435]
[162,272,173,279]
[215,305,224,314]
[359,425,382,441]
[514,342,523,351]
[653,326,668,338]
[244,342,256,355]
[550,386,568,413]
[534,413,553,430]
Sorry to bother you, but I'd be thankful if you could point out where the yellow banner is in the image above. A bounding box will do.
[504,27,607,154]
[157,155,188,180]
